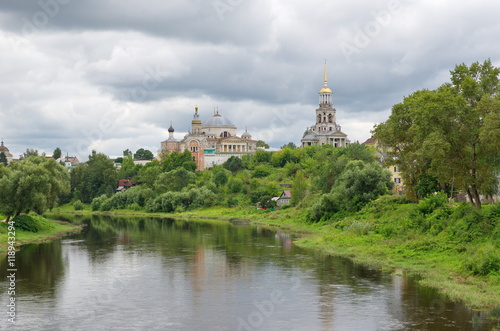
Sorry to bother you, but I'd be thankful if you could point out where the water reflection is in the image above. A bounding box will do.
[0,215,491,330]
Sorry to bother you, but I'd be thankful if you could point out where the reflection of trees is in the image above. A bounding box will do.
[0,240,65,297]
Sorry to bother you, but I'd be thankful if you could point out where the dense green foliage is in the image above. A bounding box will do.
[13,215,43,232]
[53,147,62,160]
[374,60,500,207]
[71,144,394,222]
[0,152,8,166]
[133,148,154,160]
[71,151,117,203]
[0,156,69,219]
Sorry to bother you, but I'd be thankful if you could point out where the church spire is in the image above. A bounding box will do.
[319,60,332,105]
[323,59,328,87]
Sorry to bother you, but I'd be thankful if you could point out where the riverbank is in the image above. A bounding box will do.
[47,201,500,315]
[0,213,82,255]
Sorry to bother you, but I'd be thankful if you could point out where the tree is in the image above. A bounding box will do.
[19,148,40,159]
[117,155,137,179]
[213,169,229,187]
[374,60,500,207]
[53,147,62,160]
[0,156,70,220]
[291,170,308,205]
[155,168,196,192]
[307,161,393,222]
[135,160,162,188]
[223,156,244,173]
[162,150,196,172]
[133,148,154,160]
[71,151,117,203]
[256,140,270,149]
[123,149,133,157]
[0,152,7,166]
[280,142,297,149]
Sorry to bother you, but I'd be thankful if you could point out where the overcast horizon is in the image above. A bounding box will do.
[1,0,500,160]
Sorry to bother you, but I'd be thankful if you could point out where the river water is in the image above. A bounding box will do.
[0,215,491,330]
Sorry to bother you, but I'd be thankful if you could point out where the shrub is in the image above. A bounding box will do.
[307,193,341,223]
[252,165,271,178]
[13,215,42,233]
[464,244,500,275]
[347,220,372,236]
[415,192,448,215]
[91,195,108,211]
[73,200,84,211]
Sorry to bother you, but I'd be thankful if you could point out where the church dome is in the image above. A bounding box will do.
[319,87,332,93]
[0,140,10,153]
[203,111,236,128]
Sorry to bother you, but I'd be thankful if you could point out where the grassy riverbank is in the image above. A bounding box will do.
[48,197,500,316]
[0,213,82,255]
[170,201,500,314]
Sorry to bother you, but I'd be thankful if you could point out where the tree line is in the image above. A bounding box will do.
[374,59,500,208]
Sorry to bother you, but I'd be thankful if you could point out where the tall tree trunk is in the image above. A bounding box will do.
[466,188,474,205]
[471,185,482,209]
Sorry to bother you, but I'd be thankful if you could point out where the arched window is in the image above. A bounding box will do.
[220,131,231,137]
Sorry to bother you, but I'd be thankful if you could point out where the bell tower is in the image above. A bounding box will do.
[315,61,337,132]
[191,105,202,135]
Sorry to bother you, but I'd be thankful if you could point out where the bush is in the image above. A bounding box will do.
[145,187,216,213]
[73,200,84,211]
[464,244,500,275]
[91,195,108,211]
[415,192,448,215]
[252,165,271,178]
[307,193,341,223]
[346,220,372,236]
[13,215,42,233]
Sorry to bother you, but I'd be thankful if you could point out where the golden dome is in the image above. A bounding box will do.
[319,87,332,93]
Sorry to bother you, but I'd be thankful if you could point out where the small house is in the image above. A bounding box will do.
[275,190,292,207]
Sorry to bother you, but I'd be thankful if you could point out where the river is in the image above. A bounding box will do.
[0,215,491,330]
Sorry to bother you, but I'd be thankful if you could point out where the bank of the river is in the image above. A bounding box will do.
[0,214,82,255]
[47,202,500,316]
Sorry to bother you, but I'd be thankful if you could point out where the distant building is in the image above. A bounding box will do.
[275,190,292,207]
[160,106,257,170]
[117,179,133,192]
[0,140,14,164]
[301,62,350,148]
[57,155,80,170]
[133,159,152,166]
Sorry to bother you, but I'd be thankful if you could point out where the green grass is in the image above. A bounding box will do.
[0,213,81,254]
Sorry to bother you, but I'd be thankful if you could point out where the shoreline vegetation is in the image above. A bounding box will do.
[45,198,500,316]
[0,213,82,255]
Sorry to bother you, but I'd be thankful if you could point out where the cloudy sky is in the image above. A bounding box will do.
[1,0,499,160]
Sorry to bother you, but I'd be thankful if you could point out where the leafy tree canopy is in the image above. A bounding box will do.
[71,151,117,203]
[0,156,69,220]
[53,147,62,160]
[0,152,7,166]
[134,148,154,160]
[162,150,196,172]
[374,59,500,207]
[256,140,270,149]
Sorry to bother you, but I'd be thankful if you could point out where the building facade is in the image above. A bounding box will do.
[160,106,257,170]
[301,63,349,148]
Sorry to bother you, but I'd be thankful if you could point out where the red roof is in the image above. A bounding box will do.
[118,179,132,187]
[281,190,292,199]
